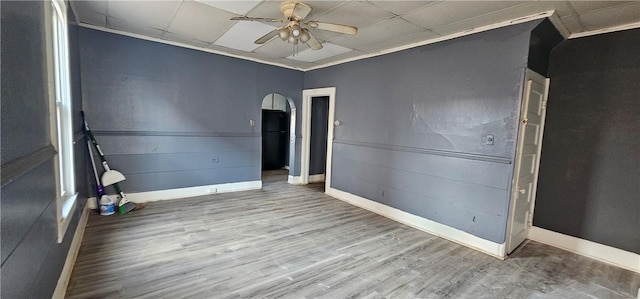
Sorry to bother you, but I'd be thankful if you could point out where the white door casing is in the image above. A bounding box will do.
[301,87,336,189]
[506,69,550,254]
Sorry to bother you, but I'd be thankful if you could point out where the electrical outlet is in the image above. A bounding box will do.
[211,158,219,163]
[483,134,495,145]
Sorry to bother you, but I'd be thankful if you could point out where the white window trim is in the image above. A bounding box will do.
[46,0,78,243]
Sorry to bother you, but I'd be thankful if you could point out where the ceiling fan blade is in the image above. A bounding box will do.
[307,21,357,35]
[305,31,323,50]
[281,2,312,20]
[292,3,312,20]
[231,16,284,23]
[255,30,279,44]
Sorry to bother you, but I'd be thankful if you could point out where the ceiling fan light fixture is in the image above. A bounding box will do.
[291,25,302,37]
[299,29,310,43]
[278,27,290,40]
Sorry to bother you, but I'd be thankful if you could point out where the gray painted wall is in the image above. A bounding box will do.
[78,28,304,192]
[309,96,329,175]
[304,21,541,243]
[1,2,88,297]
[534,29,640,254]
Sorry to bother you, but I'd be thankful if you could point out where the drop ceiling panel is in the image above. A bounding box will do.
[306,29,340,42]
[330,17,424,49]
[315,1,395,29]
[167,1,236,43]
[214,21,279,52]
[578,3,640,31]
[73,1,107,16]
[403,1,525,29]
[569,1,635,15]
[287,42,352,62]
[369,1,437,16]
[108,17,164,38]
[272,57,318,69]
[429,2,555,36]
[161,31,211,47]
[243,1,288,19]
[108,1,182,30]
[559,15,584,33]
[303,1,350,19]
[194,0,262,15]
[359,29,440,53]
[521,1,576,18]
[253,39,302,58]
[311,49,367,65]
[78,11,107,27]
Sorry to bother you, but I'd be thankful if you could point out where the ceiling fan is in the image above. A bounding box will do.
[230,1,358,51]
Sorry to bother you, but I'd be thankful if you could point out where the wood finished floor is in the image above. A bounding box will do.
[67,171,640,298]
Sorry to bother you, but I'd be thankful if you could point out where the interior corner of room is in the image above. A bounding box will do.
[2,0,639,298]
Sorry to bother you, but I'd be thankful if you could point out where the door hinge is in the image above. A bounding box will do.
[527,212,534,227]
[542,100,547,110]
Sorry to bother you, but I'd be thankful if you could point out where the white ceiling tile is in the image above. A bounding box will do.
[161,31,211,47]
[73,1,107,26]
[569,1,636,15]
[302,1,350,19]
[78,11,107,27]
[359,29,440,53]
[430,1,564,36]
[272,57,318,69]
[523,1,576,18]
[578,3,640,31]
[368,1,438,16]
[214,21,279,52]
[244,1,347,21]
[167,1,236,43]
[194,0,262,15]
[311,49,367,65]
[74,1,107,15]
[108,16,164,38]
[242,1,287,19]
[287,42,353,62]
[253,38,301,58]
[403,1,525,29]
[306,29,340,42]
[314,1,395,29]
[559,15,584,33]
[330,17,424,49]
[108,1,182,30]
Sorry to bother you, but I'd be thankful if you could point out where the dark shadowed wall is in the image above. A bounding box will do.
[1,2,87,297]
[534,29,640,254]
[78,28,304,192]
[309,96,329,175]
[304,21,542,243]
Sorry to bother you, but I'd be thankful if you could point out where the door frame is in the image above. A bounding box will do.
[300,87,336,188]
[505,69,550,255]
[259,93,296,175]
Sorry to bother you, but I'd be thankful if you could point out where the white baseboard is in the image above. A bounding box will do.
[309,174,325,183]
[325,187,506,259]
[288,175,301,185]
[53,204,90,299]
[88,180,262,206]
[529,226,640,273]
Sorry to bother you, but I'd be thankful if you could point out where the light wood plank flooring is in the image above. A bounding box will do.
[67,171,640,298]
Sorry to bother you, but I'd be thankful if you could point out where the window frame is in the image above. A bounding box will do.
[46,0,78,243]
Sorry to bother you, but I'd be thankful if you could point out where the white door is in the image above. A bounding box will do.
[506,69,549,254]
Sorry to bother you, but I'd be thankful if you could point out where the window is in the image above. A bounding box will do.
[49,0,77,243]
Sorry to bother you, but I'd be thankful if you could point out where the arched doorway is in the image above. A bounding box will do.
[261,93,295,182]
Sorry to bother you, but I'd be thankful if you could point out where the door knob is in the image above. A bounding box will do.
[519,188,526,194]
